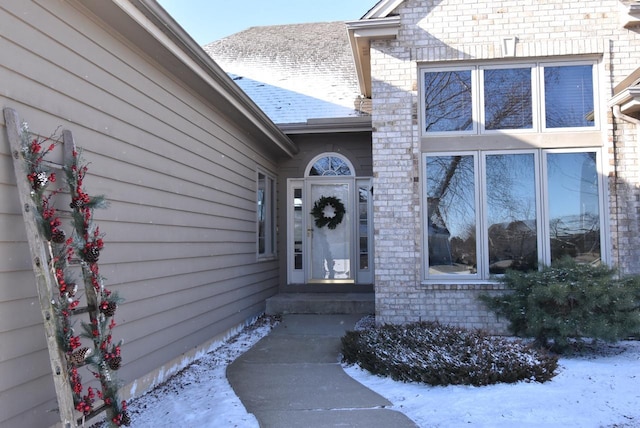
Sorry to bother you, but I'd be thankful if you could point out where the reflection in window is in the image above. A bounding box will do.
[544,65,594,128]
[358,185,369,270]
[486,154,537,273]
[425,150,603,279]
[484,68,532,130]
[293,187,303,269]
[424,70,473,133]
[426,155,477,274]
[309,156,353,176]
[547,152,600,264]
[257,171,276,257]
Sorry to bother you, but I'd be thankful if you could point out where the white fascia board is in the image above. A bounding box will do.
[362,0,405,19]
[619,1,640,28]
[279,117,372,134]
[608,86,640,115]
[346,17,401,38]
[347,16,401,97]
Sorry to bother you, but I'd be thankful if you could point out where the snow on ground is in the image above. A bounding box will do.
[114,317,639,428]
[345,341,640,428]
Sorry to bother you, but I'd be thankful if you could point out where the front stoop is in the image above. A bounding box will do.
[266,293,375,315]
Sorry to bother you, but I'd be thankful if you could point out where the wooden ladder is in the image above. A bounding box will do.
[4,107,110,427]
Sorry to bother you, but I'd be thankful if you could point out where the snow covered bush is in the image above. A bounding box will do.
[481,258,640,353]
[341,321,558,386]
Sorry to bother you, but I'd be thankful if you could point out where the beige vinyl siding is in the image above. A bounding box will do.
[0,1,285,426]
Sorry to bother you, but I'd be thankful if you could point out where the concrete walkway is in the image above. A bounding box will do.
[227,314,418,428]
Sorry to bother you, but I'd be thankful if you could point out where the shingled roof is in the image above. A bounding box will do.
[203,21,368,125]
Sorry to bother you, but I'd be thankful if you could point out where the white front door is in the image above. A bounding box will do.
[287,177,373,285]
[308,180,353,283]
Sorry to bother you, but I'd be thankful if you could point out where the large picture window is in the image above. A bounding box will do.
[424,149,604,280]
[421,61,596,135]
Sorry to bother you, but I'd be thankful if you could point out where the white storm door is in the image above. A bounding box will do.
[307,180,354,283]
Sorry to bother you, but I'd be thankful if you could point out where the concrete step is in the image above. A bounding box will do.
[265,293,375,315]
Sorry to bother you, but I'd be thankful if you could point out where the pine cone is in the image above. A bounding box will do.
[33,172,48,191]
[84,246,100,263]
[107,356,122,371]
[69,199,84,209]
[120,411,131,426]
[68,347,91,366]
[51,229,66,244]
[101,301,117,317]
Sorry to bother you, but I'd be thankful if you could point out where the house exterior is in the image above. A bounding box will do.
[3,0,640,426]
[345,0,640,327]
[0,1,296,426]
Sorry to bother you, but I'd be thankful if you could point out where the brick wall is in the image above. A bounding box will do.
[371,0,640,327]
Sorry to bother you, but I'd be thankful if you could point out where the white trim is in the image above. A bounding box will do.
[362,0,406,19]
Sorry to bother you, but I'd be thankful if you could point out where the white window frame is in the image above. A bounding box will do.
[304,152,355,177]
[419,60,598,137]
[257,169,277,260]
[423,148,607,282]
[420,66,478,136]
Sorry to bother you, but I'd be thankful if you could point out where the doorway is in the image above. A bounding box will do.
[287,153,373,285]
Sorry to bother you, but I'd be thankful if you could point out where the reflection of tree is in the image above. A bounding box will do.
[549,214,600,263]
[424,71,472,132]
[484,68,532,130]
[427,154,540,273]
[310,156,352,176]
[427,155,476,271]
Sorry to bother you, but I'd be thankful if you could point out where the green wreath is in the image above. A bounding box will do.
[311,196,345,230]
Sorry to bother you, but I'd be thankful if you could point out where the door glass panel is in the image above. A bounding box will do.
[486,153,537,274]
[310,183,351,281]
[547,152,601,264]
[358,184,369,270]
[484,67,532,130]
[293,187,303,270]
[426,155,477,275]
[424,70,473,132]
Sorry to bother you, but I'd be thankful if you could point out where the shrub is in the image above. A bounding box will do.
[480,258,640,353]
[341,321,558,386]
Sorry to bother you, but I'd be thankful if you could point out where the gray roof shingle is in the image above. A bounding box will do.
[203,22,367,124]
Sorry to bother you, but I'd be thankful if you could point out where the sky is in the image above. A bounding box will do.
[156,0,377,45]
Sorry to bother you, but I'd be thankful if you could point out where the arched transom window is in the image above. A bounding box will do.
[305,153,354,177]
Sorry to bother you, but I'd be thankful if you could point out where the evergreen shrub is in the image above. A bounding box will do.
[480,258,640,353]
[341,321,558,386]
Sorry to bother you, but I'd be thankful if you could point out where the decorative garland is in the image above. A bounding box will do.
[20,125,129,426]
[310,196,345,230]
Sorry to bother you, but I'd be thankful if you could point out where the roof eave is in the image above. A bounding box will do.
[346,17,401,97]
[608,86,640,117]
[619,0,640,28]
[278,116,372,135]
[90,0,298,157]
